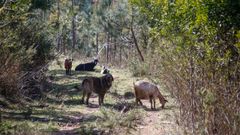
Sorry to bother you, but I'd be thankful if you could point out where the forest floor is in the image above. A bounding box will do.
[1,56,183,135]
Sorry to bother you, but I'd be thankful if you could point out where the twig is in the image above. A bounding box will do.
[120,106,126,114]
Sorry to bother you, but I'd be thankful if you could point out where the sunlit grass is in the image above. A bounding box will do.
[1,55,181,134]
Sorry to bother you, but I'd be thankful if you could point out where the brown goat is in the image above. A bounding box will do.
[81,74,114,106]
[134,80,167,109]
[64,59,73,75]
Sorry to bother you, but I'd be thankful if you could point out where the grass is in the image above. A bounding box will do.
[0,55,181,135]
[0,56,142,134]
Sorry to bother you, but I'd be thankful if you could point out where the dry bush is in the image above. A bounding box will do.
[0,53,21,98]
[156,43,240,134]
[130,38,240,134]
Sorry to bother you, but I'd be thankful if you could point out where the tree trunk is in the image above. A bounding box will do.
[189,46,195,134]
[130,27,144,62]
[120,46,122,65]
[57,0,61,51]
[114,38,116,61]
[106,33,110,64]
[109,36,112,63]
[96,33,99,55]
[72,16,76,50]
[72,0,76,52]
[63,38,66,55]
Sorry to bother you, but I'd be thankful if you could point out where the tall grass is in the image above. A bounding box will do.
[96,107,142,134]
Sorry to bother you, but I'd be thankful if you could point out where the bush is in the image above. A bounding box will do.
[0,121,46,135]
[0,1,54,100]
[130,0,240,134]
[128,60,149,77]
[97,107,142,134]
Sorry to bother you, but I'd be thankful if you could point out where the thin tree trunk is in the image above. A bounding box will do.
[72,0,76,53]
[72,16,76,50]
[189,46,195,134]
[109,36,112,63]
[96,33,99,55]
[57,0,61,51]
[130,6,144,62]
[130,27,144,62]
[114,38,116,61]
[120,46,122,65]
[106,33,109,64]
[63,38,66,55]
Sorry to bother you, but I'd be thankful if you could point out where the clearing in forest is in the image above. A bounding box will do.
[1,57,182,135]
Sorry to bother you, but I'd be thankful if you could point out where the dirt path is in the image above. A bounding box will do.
[53,97,102,135]
[132,101,182,135]
[50,58,182,135]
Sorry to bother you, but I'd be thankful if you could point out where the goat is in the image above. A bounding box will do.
[75,59,98,71]
[133,80,167,109]
[100,66,110,74]
[64,59,73,75]
[81,74,114,106]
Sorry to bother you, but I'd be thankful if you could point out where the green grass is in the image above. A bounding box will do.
[0,56,181,135]
[0,56,144,134]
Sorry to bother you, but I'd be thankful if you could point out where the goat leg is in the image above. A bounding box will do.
[98,96,102,106]
[101,94,105,105]
[153,99,156,109]
[86,93,91,105]
[150,96,153,109]
[81,91,86,104]
[138,99,143,106]
[135,98,139,105]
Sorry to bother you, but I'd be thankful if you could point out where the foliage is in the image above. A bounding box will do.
[0,0,54,99]
[1,0,239,134]
[129,60,149,76]
[97,107,141,134]
[30,0,53,10]
[130,0,240,134]
[0,121,46,135]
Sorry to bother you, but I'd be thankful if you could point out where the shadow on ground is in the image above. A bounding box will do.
[1,109,99,124]
[48,69,100,77]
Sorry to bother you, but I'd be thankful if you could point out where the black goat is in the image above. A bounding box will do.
[75,59,98,71]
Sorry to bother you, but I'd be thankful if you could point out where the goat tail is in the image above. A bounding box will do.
[133,79,136,87]
[82,79,87,86]
[133,78,139,86]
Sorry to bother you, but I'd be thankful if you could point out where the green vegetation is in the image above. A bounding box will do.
[1,58,155,134]
[0,0,239,134]
[129,0,240,134]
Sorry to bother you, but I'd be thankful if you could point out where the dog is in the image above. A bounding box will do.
[81,74,114,106]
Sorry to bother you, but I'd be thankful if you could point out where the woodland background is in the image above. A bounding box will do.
[0,0,239,134]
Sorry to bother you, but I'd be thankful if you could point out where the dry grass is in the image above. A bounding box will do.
[1,55,182,135]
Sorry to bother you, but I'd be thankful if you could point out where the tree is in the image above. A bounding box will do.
[130,0,240,134]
